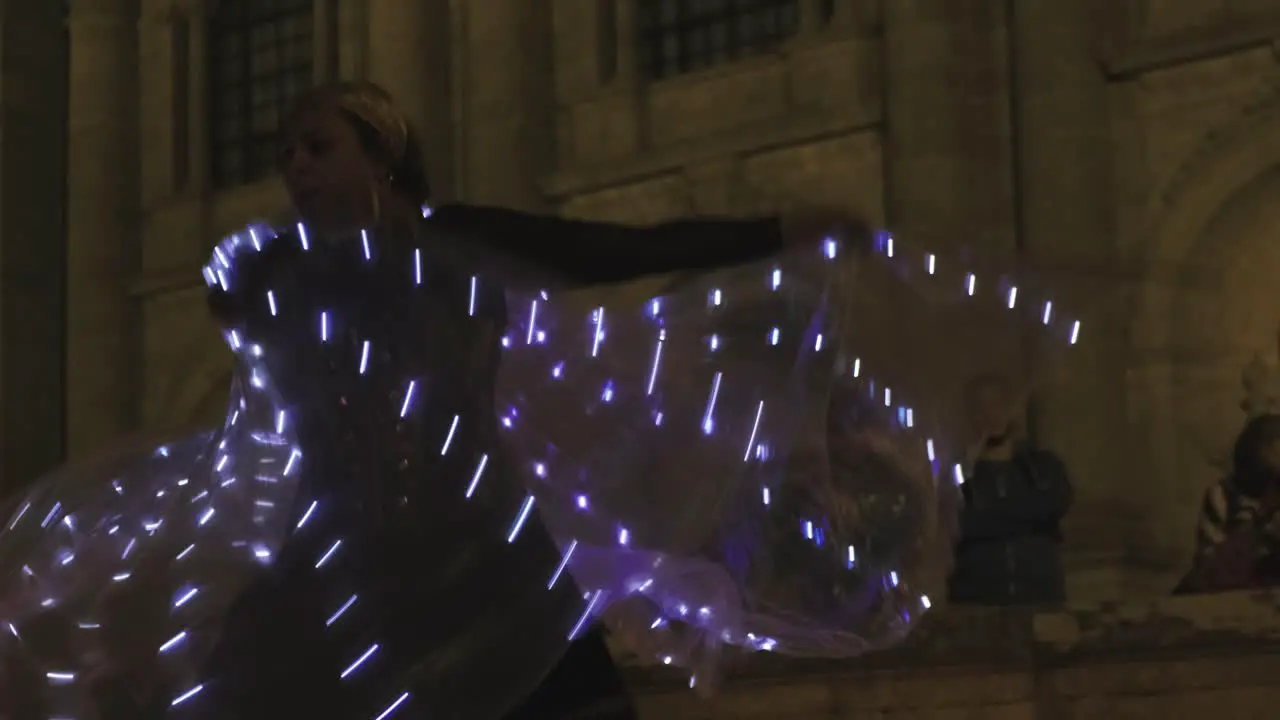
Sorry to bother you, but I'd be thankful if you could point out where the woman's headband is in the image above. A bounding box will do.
[334,89,410,167]
[288,82,410,168]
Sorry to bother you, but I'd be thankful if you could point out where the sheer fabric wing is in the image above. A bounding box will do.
[495,232,1080,680]
[845,232,1080,462]
[496,239,914,669]
[0,367,301,715]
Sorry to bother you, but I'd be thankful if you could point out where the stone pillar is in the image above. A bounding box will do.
[335,0,363,79]
[0,0,70,492]
[366,0,456,201]
[612,0,637,86]
[882,0,1016,255]
[881,1,1019,420]
[551,0,604,95]
[1009,0,1128,599]
[686,159,742,215]
[457,2,555,208]
[313,0,337,84]
[799,0,825,33]
[831,0,877,31]
[66,0,140,457]
[186,4,209,196]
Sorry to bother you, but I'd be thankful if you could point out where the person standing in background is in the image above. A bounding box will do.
[948,374,1073,606]
[1177,413,1280,594]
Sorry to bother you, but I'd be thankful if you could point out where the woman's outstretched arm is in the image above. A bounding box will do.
[424,204,788,289]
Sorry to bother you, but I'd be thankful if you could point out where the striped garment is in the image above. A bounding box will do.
[1195,478,1274,556]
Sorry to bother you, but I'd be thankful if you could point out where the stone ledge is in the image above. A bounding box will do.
[624,589,1280,692]
[1105,14,1280,80]
[539,109,880,201]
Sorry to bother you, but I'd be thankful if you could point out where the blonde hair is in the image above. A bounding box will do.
[282,81,431,205]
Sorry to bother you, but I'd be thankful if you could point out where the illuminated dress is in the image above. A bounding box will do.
[0,207,1078,718]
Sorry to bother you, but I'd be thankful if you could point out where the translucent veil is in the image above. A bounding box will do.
[495,231,1079,688]
[0,220,1078,715]
[0,360,302,715]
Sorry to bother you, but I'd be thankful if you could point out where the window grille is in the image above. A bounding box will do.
[637,0,801,80]
[209,0,313,187]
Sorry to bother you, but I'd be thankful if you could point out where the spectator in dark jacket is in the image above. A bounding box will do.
[948,374,1073,606]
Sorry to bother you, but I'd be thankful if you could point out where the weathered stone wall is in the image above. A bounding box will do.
[0,0,68,494]
[628,591,1280,718]
[36,0,1280,712]
[51,0,1280,604]
[1114,7,1280,591]
[541,1,1280,599]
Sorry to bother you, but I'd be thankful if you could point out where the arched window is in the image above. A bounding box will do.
[209,0,313,188]
[637,0,801,80]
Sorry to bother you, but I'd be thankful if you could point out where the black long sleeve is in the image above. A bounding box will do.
[209,204,785,322]
[426,204,785,288]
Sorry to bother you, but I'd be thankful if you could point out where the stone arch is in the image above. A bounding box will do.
[1128,93,1280,572]
[1165,170,1280,458]
[1136,91,1280,323]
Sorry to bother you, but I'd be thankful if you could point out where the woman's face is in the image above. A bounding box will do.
[965,379,1017,442]
[280,104,384,230]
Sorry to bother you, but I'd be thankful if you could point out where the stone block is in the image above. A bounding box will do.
[626,591,1280,717]
[562,93,642,164]
[785,38,878,115]
[559,173,692,223]
[646,62,790,147]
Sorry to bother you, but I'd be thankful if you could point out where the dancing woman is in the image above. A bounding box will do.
[0,76,1031,720]
[200,84,790,718]
[56,82,856,720]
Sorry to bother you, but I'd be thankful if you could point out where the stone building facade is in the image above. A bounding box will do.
[0,1,70,499]
[4,0,1280,714]
[46,0,1280,600]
